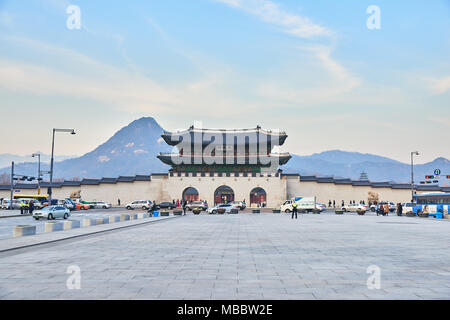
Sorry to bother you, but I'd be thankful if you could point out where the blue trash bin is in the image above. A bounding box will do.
[153,210,159,217]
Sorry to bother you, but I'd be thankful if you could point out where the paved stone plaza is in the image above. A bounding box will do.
[0,213,449,299]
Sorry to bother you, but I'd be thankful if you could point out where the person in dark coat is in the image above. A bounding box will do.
[182,202,186,215]
[397,203,403,216]
[29,200,34,215]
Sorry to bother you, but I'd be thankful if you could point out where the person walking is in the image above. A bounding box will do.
[384,203,389,216]
[397,203,403,216]
[29,200,34,215]
[333,200,335,208]
[328,200,332,208]
[291,201,298,219]
[20,200,24,215]
[182,201,186,215]
[118,198,121,206]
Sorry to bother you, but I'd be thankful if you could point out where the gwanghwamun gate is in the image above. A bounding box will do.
[1,126,448,207]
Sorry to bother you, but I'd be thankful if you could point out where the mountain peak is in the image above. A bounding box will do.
[432,157,449,163]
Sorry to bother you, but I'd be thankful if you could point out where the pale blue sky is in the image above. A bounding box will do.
[0,0,449,163]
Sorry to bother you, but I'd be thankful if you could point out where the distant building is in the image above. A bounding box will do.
[359,172,369,182]
[1,125,436,208]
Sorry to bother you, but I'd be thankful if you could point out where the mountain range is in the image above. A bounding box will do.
[1,117,449,184]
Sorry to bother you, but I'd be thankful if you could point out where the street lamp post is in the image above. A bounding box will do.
[32,153,41,195]
[48,128,76,206]
[411,151,419,202]
[9,161,14,210]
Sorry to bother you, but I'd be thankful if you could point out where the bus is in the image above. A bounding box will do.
[13,194,49,204]
[412,193,450,219]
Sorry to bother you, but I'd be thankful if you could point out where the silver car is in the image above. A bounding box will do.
[95,201,112,209]
[1,199,20,210]
[32,205,71,220]
[126,200,152,210]
[207,204,237,214]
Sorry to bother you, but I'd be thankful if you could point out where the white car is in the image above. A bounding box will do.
[316,203,326,212]
[207,204,237,214]
[95,201,112,209]
[0,199,20,210]
[126,200,152,210]
[32,205,71,220]
[229,201,246,210]
[401,202,414,213]
[342,203,367,212]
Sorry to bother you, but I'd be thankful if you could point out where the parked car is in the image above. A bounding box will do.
[126,200,152,210]
[42,199,58,207]
[94,201,112,209]
[401,202,415,213]
[76,203,91,210]
[1,199,21,209]
[58,199,76,211]
[316,203,327,212]
[229,201,246,210]
[342,203,367,212]
[207,204,237,214]
[185,201,208,211]
[157,202,177,210]
[32,205,70,220]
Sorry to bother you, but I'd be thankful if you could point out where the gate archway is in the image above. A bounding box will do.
[214,185,235,205]
[182,187,199,202]
[250,187,266,207]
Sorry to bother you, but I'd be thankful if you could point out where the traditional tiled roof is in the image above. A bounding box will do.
[0,173,448,193]
[282,174,448,191]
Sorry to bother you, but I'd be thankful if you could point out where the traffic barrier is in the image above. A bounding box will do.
[129,213,138,220]
[137,212,148,219]
[252,209,260,214]
[13,225,36,237]
[44,221,64,233]
[120,214,130,221]
[63,220,81,230]
[95,217,109,225]
[109,215,120,223]
[82,218,96,227]
[272,209,281,214]
[173,210,182,216]
[160,211,170,216]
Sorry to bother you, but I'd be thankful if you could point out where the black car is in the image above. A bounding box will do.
[156,202,177,210]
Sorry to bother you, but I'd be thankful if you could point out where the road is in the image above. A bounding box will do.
[0,212,449,299]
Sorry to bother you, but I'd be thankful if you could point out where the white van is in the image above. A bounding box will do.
[280,197,317,213]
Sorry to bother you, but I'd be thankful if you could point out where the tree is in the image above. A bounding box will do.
[0,173,10,184]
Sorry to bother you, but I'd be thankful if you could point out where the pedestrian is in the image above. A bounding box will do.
[397,203,403,216]
[118,198,121,206]
[20,200,24,215]
[29,200,34,215]
[328,200,331,208]
[341,200,344,207]
[292,201,298,219]
[384,203,389,216]
[182,202,186,215]
[333,200,335,208]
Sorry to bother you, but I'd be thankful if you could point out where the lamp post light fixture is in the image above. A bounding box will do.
[48,128,76,206]
[411,151,419,202]
[32,153,41,194]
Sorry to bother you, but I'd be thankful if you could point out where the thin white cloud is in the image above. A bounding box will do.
[215,0,332,39]
[425,76,450,94]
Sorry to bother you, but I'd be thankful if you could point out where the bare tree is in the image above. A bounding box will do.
[0,173,10,184]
